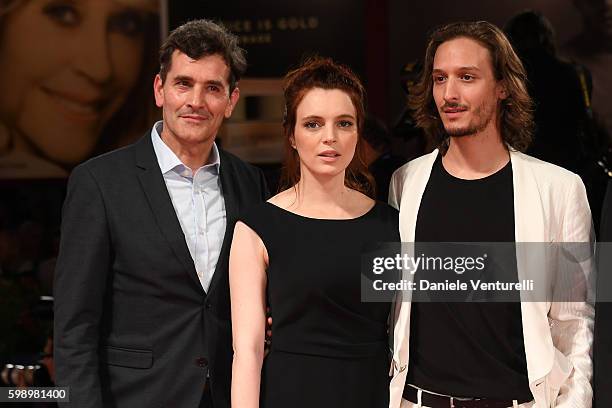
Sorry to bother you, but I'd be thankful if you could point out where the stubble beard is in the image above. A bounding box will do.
[443,103,495,138]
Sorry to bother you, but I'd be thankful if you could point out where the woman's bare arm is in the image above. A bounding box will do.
[229,221,268,408]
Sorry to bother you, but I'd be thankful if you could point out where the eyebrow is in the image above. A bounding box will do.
[206,80,226,88]
[432,66,481,73]
[457,66,481,71]
[301,114,356,120]
[173,75,193,83]
[172,76,226,88]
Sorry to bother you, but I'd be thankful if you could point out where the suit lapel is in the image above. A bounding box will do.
[206,150,240,296]
[134,134,204,294]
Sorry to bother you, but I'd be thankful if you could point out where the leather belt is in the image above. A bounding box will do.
[402,385,531,408]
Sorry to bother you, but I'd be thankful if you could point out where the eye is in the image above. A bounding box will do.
[108,11,145,38]
[42,2,80,27]
[207,85,221,93]
[338,120,353,128]
[461,74,475,81]
[433,75,446,83]
[304,121,321,129]
[175,80,191,88]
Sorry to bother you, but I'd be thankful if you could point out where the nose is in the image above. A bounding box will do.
[443,78,460,102]
[73,19,113,85]
[322,125,337,144]
[186,85,208,111]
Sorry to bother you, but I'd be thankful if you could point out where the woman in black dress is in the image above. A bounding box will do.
[229,57,399,408]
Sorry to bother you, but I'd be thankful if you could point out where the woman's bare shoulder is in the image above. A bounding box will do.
[347,189,376,213]
[267,188,297,209]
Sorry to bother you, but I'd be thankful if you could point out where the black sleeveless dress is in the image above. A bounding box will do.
[239,201,399,408]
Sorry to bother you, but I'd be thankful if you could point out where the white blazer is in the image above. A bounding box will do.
[388,149,594,408]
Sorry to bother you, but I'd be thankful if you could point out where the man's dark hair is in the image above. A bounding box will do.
[159,19,247,93]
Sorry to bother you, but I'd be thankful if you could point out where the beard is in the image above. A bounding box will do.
[441,102,496,138]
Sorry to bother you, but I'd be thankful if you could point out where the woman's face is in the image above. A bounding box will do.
[0,0,152,165]
[292,87,358,180]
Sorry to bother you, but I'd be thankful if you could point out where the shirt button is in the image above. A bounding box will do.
[196,357,208,368]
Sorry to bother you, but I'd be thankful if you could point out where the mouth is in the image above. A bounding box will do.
[40,86,106,119]
[179,113,208,120]
[443,107,467,113]
[180,114,209,123]
[442,107,468,119]
[318,150,341,161]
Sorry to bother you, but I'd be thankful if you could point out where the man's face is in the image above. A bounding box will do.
[153,51,239,148]
[432,37,506,138]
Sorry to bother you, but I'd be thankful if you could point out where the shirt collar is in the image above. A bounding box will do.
[150,120,221,175]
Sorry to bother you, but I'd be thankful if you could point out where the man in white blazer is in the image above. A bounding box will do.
[388,21,594,408]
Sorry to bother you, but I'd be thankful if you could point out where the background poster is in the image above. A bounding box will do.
[167,0,365,78]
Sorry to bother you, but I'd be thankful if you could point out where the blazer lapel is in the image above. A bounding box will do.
[206,150,240,296]
[397,150,438,242]
[393,150,438,367]
[389,150,438,407]
[133,134,204,294]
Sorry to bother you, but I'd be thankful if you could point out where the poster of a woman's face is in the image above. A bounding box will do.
[0,0,160,178]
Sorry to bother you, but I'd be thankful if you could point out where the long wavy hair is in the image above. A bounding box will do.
[279,56,375,198]
[409,21,534,153]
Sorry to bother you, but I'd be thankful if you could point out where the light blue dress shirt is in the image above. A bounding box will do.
[151,121,226,292]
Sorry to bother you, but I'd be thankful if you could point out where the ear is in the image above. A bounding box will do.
[289,135,297,149]
[153,74,164,108]
[225,87,240,118]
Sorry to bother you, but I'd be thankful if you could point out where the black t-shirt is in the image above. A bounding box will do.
[406,154,533,401]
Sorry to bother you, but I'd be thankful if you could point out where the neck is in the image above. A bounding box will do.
[443,126,509,179]
[294,168,350,210]
[160,128,214,172]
